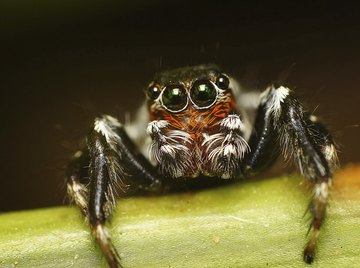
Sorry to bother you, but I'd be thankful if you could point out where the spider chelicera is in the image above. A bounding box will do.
[66,64,338,268]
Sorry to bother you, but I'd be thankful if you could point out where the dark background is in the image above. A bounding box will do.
[1,1,359,211]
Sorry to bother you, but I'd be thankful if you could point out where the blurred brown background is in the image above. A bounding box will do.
[1,1,359,211]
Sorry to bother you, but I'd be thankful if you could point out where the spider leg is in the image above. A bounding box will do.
[299,116,338,264]
[256,85,338,264]
[66,115,162,268]
[240,99,279,176]
[66,149,90,217]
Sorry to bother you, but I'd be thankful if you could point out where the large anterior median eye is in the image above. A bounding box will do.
[161,85,188,112]
[190,80,217,108]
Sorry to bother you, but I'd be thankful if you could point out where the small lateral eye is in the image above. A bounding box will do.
[216,74,230,89]
[147,84,161,100]
[161,85,188,112]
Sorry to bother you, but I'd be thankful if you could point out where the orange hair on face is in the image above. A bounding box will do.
[149,91,236,142]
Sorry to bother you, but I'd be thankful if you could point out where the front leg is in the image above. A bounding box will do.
[67,115,163,268]
[261,86,338,263]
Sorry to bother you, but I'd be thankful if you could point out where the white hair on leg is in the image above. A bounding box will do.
[67,177,88,217]
[93,114,128,197]
[261,85,290,119]
[313,181,330,204]
[94,115,122,151]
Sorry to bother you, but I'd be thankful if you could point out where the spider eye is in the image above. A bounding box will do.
[161,85,188,112]
[147,84,161,100]
[216,74,230,89]
[190,80,217,108]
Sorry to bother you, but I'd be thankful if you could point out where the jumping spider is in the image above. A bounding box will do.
[66,64,338,268]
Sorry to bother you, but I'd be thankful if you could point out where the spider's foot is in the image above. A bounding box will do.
[303,247,314,264]
[303,227,320,264]
[93,224,123,268]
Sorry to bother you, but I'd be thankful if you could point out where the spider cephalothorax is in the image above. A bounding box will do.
[67,64,338,268]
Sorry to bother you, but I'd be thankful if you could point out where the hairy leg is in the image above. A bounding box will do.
[260,86,338,263]
[67,115,163,268]
[240,86,337,263]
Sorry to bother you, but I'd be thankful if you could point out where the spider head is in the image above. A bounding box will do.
[145,64,236,137]
[145,65,243,178]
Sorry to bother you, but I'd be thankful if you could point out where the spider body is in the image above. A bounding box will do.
[66,64,338,268]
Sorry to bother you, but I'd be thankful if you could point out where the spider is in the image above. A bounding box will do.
[66,64,338,268]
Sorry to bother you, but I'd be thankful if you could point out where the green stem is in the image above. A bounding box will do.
[1,166,359,268]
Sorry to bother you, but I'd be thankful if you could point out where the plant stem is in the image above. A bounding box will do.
[1,165,359,268]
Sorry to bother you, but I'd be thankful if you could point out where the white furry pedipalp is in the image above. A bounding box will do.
[202,115,250,179]
[147,120,196,178]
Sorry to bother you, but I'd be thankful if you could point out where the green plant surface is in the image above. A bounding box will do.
[0,165,359,268]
